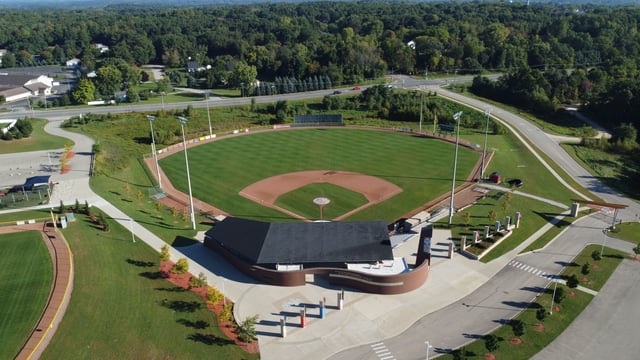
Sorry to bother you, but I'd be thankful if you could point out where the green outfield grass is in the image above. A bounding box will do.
[275,182,368,220]
[159,128,480,223]
[0,231,53,359]
[0,119,70,154]
[41,208,257,359]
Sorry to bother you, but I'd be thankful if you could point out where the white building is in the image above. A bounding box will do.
[0,74,54,103]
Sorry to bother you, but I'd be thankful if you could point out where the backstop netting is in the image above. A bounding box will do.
[293,114,344,127]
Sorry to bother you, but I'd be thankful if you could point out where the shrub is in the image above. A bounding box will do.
[536,307,546,322]
[591,250,602,261]
[236,315,259,343]
[160,244,170,262]
[554,286,566,304]
[484,334,499,352]
[189,272,208,288]
[219,303,233,323]
[98,212,109,232]
[581,262,590,275]
[567,274,579,288]
[510,319,525,337]
[171,258,189,274]
[206,287,224,305]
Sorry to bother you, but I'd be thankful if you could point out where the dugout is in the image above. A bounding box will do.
[293,114,344,127]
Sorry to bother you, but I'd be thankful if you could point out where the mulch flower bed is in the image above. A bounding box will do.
[534,323,545,332]
[567,290,576,297]
[159,261,259,354]
[511,338,522,345]
[485,353,496,360]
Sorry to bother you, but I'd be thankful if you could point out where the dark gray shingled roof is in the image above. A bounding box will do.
[205,217,393,265]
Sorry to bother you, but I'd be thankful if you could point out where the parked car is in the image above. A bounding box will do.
[332,90,342,95]
[508,179,523,188]
[353,86,361,90]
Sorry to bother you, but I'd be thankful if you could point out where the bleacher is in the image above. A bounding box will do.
[293,114,344,127]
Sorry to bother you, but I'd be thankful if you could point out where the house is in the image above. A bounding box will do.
[0,74,54,103]
[186,60,200,73]
[66,58,81,69]
[94,43,109,54]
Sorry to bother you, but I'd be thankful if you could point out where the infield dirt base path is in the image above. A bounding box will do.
[239,170,403,221]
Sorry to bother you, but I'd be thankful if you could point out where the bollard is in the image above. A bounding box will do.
[483,225,490,240]
[337,291,344,310]
[460,235,466,250]
[280,318,287,337]
[300,308,306,328]
[448,241,454,259]
[319,300,325,319]
[515,211,521,228]
[473,230,479,244]
[505,216,511,230]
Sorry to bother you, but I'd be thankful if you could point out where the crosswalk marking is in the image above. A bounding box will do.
[370,342,396,360]
[508,260,557,281]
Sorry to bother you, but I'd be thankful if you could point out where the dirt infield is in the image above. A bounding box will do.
[239,170,403,221]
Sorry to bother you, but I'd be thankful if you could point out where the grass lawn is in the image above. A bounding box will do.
[0,119,70,154]
[562,244,629,291]
[520,215,574,254]
[561,143,640,200]
[464,130,582,204]
[275,182,368,220]
[607,221,640,244]
[438,243,627,359]
[442,191,566,262]
[41,208,257,360]
[0,231,53,359]
[159,128,480,223]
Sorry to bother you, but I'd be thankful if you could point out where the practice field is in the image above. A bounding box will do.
[159,128,480,222]
[0,231,53,359]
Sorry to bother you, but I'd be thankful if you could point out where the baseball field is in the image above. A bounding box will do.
[159,128,480,222]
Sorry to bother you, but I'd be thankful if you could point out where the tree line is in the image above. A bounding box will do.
[0,1,639,140]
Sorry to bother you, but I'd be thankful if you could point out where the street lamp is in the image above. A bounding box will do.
[205,91,213,137]
[177,116,196,230]
[146,115,162,189]
[425,340,433,360]
[549,277,558,315]
[448,111,463,226]
[419,86,424,133]
[480,108,492,180]
[601,227,609,257]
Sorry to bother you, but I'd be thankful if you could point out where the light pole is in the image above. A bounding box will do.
[448,111,463,226]
[549,278,558,315]
[146,115,162,189]
[130,218,135,243]
[177,116,196,230]
[205,91,213,137]
[480,108,492,180]
[419,86,424,133]
[601,227,609,257]
[425,340,433,360]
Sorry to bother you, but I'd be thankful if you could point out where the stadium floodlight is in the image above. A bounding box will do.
[481,108,492,180]
[146,115,162,189]
[177,116,196,230]
[448,111,463,226]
